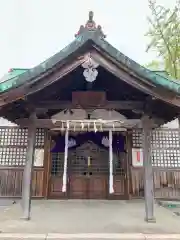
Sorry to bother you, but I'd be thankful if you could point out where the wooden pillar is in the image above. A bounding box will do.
[142,116,155,223]
[21,112,36,220]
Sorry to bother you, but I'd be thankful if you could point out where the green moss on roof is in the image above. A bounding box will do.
[0,12,180,95]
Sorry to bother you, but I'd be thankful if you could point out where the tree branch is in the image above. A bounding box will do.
[149,0,174,65]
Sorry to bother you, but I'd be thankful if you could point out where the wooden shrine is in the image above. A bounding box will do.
[0,12,180,222]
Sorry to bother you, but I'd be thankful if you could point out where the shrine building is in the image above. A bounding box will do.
[0,12,180,222]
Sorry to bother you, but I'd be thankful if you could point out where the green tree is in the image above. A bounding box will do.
[145,60,163,70]
[146,0,180,79]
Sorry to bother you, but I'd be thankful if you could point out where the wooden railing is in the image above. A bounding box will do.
[0,167,44,197]
[131,167,180,200]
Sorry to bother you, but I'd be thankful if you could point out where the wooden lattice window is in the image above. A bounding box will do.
[132,129,180,168]
[132,130,142,148]
[50,142,126,176]
[151,130,180,149]
[151,130,180,168]
[0,147,27,166]
[35,128,45,147]
[70,155,87,175]
[0,128,45,147]
[0,128,28,146]
[0,127,45,166]
[115,151,126,175]
[51,152,64,176]
[152,149,180,168]
[90,148,109,175]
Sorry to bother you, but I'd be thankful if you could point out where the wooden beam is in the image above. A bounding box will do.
[16,119,54,128]
[142,116,155,223]
[35,100,144,110]
[21,112,36,220]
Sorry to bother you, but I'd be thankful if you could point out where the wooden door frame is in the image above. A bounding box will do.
[45,132,71,199]
[68,142,109,199]
[126,130,132,199]
[43,130,51,198]
[107,131,129,200]
[43,131,131,200]
[122,131,130,200]
[68,146,91,199]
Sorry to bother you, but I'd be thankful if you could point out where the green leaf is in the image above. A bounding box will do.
[145,0,180,79]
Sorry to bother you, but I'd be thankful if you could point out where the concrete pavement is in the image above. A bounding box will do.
[0,200,180,239]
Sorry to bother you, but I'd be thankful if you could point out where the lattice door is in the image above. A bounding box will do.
[69,151,87,176]
[69,141,109,176]
[51,152,64,176]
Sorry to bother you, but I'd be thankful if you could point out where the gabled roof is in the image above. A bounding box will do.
[0,11,180,95]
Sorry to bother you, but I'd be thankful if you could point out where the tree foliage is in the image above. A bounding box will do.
[146,0,180,79]
[145,60,163,70]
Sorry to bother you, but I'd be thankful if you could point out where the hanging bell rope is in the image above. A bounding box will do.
[73,123,76,132]
[94,121,97,132]
[109,129,114,194]
[62,125,69,192]
[88,122,90,131]
[61,122,64,132]
[81,121,84,130]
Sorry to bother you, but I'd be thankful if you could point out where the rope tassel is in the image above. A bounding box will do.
[62,129,69,192]
[109,130,114,194]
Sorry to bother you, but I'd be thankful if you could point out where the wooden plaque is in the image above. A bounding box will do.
[72,91,106,108]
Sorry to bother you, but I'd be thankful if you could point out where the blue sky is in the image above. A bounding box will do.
[0,0,176,77]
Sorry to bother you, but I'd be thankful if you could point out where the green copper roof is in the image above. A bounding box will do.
[0,68,28,82]
[0,11,180,95]
[0,68,29,92]
[153,71,170,78]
